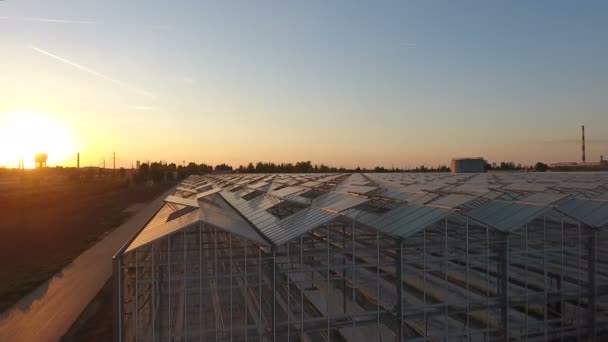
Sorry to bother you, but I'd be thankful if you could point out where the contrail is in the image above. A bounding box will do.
[1,16,173,29]
[1,16,95,24]
[144,24,174,31]
[30,45,154,98]
[128,105,155,111]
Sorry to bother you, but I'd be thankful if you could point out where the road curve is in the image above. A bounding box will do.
[0,187,175,342]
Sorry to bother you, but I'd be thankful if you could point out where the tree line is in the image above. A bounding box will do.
[132,160,455,182]
[131,159,553,183]
[236,161,346,173]
[485,161,549,172]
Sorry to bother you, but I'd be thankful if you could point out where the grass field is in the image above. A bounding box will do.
[0,174,172,313]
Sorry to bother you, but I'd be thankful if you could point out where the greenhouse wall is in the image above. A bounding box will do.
[114,214,608,341]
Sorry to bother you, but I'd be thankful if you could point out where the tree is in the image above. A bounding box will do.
[295,161,313,173]
[134,163,150,182]
[198,163,213,173]
[534,162,549,172]
[215,163,233,172]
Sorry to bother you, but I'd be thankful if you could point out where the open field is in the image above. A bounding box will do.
[0,174,172,313]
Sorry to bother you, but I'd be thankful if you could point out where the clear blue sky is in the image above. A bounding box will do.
[1,0,607,168]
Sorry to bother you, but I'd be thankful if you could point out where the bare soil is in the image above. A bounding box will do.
[0,175,172,313]
[61,278,113,342]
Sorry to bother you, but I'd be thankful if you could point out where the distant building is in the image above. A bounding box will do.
[136,160,141,169]
[451,158,485,173]
[551,125,608,171]
[550,160,608,172]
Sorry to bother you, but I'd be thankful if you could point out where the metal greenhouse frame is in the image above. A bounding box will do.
[114,172,608,341]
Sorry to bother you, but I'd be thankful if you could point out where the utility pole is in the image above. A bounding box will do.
[113,152,116,171]
[77,153,80,169]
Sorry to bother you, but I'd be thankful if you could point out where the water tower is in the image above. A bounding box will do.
[35,153,48,169]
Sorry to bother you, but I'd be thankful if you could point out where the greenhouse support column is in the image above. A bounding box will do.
[376,231,380,340]
[423,229,428,336]
[465,217,470,339]
[287,242,290,339]
[560,216,565,332]
[300,236,304,341]
[396,239,404,342]
[169,235,172,340]
[244,241,248,342]
[576,223,582,340]
[498,233,509,341]
[258,247,262,342]
[113,254,122,342]
[272,247,277,342]
[342,225,347,315]
[352,221,356,335]
[588,231,597,341]
[542,217,547,341]
[327,224,331,341]
[444,218,449,338]
[152,244,157,342]
[214,228,217,342]
[524,224,529,340]
[229,233,233,341]
[485,225,490,339]
[184,229,188,342]
[135,250,139,341]
[200,225,204,342]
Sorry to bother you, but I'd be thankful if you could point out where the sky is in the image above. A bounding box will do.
[1,0,607,169]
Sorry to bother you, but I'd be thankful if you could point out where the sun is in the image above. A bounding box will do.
[0,113,76,168]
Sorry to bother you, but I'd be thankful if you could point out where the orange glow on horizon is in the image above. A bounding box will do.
[0,112,76,168]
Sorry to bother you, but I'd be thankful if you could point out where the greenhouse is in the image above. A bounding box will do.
[113,172,608,341]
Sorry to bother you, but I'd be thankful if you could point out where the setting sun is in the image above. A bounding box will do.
[0,113,76,168]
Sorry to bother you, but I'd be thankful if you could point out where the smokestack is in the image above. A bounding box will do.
[77,153,80,169]
[582,125,586,164]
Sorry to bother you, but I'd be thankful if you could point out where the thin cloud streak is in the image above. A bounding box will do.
[144,24,174,31]
[179,76,195,84]
[1,16,95,24]
[1,16,173,30]
[29,46,154,98]
[129,105,155,111]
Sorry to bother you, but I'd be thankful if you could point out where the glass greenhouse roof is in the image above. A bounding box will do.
[126,172,608,251]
